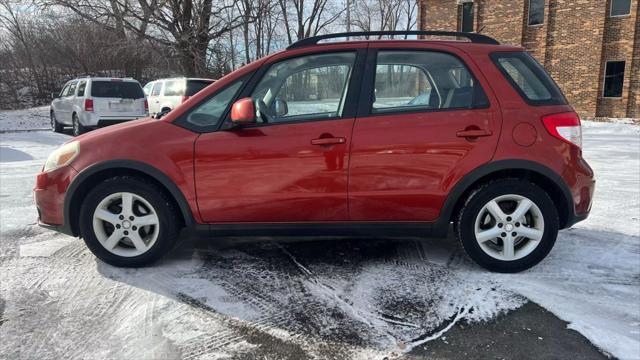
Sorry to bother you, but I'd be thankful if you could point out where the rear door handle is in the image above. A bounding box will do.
[456,129,493,138]
[311,137,346,146]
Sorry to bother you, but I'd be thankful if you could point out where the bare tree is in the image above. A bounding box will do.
[39,0,245,76]
[350,0,417,37]
[278,0,345,44]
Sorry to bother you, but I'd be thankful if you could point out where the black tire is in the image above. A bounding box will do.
[72,114,87,136]
[79,176,180,267]
[455,178,559,273]
[50,111,63,133]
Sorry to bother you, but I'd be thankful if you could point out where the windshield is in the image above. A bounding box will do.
[91,81,144,99]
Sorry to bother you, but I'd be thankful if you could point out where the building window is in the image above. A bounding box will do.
[603,61,625,98]
[461,2,474,32]
[528,0,545,25]
[610,0,631,17]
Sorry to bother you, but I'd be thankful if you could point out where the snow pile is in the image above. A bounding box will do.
[0,106,50,132]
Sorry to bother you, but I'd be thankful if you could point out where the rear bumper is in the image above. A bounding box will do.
[563,155,595,228]
[79,112,147,127]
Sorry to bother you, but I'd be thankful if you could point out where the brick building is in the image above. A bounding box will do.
[418,0,639,119]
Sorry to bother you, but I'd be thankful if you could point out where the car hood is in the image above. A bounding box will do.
[74,117,157,141]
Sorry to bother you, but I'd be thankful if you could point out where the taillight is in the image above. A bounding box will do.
[144,99,149,112]
[84,98,94,112]
[542,111,582,148]
[182,96,189,103]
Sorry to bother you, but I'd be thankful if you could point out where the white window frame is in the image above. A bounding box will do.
[527,0,545,26]
[610,0,631,17]
[602,60,626,99]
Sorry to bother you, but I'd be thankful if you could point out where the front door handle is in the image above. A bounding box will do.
[456,129,493,138]
[311,137,346,146]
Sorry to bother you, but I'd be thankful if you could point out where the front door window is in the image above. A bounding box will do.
[250,52,356,124]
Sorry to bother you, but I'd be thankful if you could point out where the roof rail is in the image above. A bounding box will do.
[286,31,500,50]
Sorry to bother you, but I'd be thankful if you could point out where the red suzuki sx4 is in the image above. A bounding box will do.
[34,31,595,272]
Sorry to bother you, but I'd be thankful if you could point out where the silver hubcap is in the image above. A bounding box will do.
[92,192,160,257]
[474,194,544,261]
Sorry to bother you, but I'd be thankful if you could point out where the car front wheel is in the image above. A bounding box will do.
[79,176,180,267]
[456,179,559,273]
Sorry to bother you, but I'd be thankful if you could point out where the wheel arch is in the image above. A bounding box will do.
[65,160,195,236]
[438,159,574,234]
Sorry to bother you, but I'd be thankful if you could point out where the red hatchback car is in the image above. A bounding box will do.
[35,31,595,272]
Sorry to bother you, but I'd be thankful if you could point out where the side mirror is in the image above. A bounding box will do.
[155,108,171,119]
[51,92,59,100]
[230,97,256,125]
[273,98,288,117]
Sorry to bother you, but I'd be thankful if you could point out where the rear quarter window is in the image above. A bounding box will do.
[491,52,566,106]
[90,81,145,99]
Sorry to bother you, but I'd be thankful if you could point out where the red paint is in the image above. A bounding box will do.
[34,39,594,233]
[194,119,353,222]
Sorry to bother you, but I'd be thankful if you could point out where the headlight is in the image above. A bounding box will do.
[43,141,80,172]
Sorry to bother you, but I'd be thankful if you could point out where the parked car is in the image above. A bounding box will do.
[50,77,148,136]
[35,31,595,272]
[143,78,215,116]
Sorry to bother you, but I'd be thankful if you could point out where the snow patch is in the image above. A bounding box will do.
[19,237,77,257]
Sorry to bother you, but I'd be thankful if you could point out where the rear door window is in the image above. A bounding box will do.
[67,82,77,97]
[186,80,213,96]
[91,81,144,99]
[77,81,86,97]
[163,80,184,96]
[491,52,566,105]
[372,50,488,113]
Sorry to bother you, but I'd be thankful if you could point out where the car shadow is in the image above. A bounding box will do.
[0,146,34,162]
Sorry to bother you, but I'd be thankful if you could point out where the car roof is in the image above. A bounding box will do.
[152,77,216,82]
[282,31,523,53]
[71,77,140,83]
[305,39,521,49]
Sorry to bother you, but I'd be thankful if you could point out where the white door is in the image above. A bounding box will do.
[148,81,164,115]
[59,81,77,124]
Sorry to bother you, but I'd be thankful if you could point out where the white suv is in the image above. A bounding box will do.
[143,78,215,117]
[50,77,148,136]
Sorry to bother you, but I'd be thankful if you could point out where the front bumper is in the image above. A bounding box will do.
[34,165,78,236]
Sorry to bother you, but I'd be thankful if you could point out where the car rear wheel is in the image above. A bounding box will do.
[456,179,559,273]
[79,176,180,267]
[50,111,63,133]
[72,114,87,136]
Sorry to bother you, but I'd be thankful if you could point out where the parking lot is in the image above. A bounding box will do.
[1,108,639,359]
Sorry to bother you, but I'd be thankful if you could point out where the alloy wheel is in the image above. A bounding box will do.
[474,194,545,261]
[92,192,160,257]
